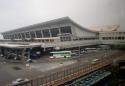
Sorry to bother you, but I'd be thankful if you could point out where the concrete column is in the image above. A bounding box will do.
[41,30,43,38]
[59,28,61,35]
[21,48,26,64]
[34,31,37,38]
[28,32,31,38]
[79,46,81,56]
[28,49,31,59]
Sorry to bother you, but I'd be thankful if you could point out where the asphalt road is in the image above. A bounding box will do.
[0,50,124,86]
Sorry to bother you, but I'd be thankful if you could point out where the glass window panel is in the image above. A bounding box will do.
[4,35,7,39]
[50,28,59,37]
[5,35,8,39]
[35,30,42,38]
[25,32,30,38]
[18,33,21,39]
[30,31,36,38]
[21,33,25,39]
[12,34,14,39]
[60,26,72,34]
[42,29,50,37]
[14,34,18,39]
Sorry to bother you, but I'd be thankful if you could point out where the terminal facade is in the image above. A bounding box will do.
[1,17,100,49]
[0,17,125,60]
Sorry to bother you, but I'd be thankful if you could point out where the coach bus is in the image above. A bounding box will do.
[50,51,72,58]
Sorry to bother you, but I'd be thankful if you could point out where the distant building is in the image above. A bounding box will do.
[89,25,119,32]
[99,31,125,45]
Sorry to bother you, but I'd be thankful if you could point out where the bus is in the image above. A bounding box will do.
[50,51,71,58]
[84,48,97,53]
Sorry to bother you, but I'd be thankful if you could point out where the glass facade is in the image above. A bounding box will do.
[8,35,10,39]
[30,31,36,38]
[42,29,50,37]
[18,33,22,39]
[21,33,25,39]
[11,34,14,39]
[50,28,59,37]
[5,35,8,39]
[25,32,30,38]
[35,30,42,38]
[4,35,7,39]
[14,34,18,39]
[60,26,72,34]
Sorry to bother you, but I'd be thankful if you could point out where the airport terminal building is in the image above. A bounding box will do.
[1,17,125,60]
[1,17,100,49]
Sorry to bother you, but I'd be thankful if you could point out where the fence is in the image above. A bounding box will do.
[14,58,111,86]
[12,50,123,86]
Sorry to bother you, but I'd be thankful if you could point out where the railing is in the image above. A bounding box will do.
[67,69,111,86]
[12,58,112,86]
[9,50,124,86]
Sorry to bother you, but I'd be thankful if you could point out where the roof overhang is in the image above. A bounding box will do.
[0,43,43,49]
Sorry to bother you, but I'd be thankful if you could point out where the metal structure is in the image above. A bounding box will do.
[11,51,121,86]
[62,69,111,86]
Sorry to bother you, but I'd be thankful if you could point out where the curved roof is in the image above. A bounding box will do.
[2,17,97,34]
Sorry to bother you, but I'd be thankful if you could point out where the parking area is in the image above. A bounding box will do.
[0,50,120,86]
[0,56,77,85]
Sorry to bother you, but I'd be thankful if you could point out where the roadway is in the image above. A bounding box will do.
[0,50,124,86]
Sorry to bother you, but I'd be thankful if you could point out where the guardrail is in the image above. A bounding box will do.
[11,59,112,86]
[10,50,123,86]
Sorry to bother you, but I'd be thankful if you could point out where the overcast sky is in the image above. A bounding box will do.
[0,0,124,33]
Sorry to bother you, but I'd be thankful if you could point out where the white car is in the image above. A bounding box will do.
[49,56,55,59]
[91,59,99,64]
[10,78,30,86]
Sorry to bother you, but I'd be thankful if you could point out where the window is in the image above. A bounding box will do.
[121,37,125,40]
[4,35,7,39]
[21,33,25,39]
[111,37,114,40]
[14,34,18,39]
[11,34,15,39]
[45,39,49,42]
[42,29,50,37]
[50,28,59,37]
[30,31,36,38]
[8,35,11,39]
[18,33,22,39]
[115,37,117,40]
[108,37,111,40]
[25,32,30,38]
[60,37,64,41]
[60,26,72,34]
[66,36,71,41]
[35,30,42,38]
[118,37,121,40]
[5,35,8,39]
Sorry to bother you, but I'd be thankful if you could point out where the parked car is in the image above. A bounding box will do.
[30,51,41,59]
[10,78,30,86]
[49,56,55,59]
[26,59,32,63]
